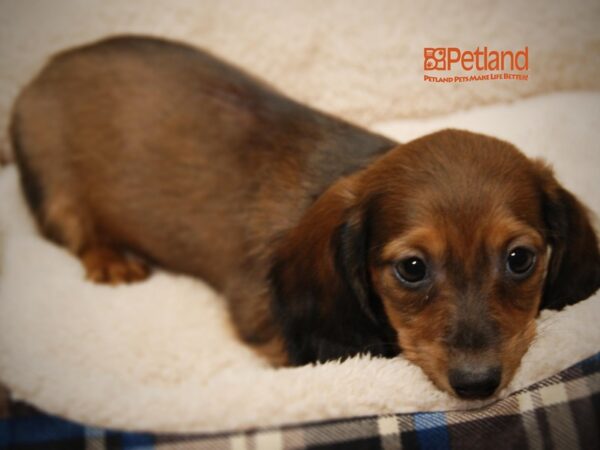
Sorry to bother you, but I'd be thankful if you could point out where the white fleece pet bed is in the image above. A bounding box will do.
[0,92,599,433]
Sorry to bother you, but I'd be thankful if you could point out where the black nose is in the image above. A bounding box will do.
[449,366,502,399]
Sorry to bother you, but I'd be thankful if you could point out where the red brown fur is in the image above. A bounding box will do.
[10,36,600,398]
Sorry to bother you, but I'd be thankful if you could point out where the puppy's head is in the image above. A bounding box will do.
[271,129,600,399]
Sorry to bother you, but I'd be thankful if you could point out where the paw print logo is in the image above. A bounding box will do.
[424,48,446,70]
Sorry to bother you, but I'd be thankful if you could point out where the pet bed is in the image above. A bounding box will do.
[0,93,599,439]
[1,1,599,446]
[0,354,597,449]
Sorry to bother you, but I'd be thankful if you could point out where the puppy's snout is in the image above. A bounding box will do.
[449,366,501,399]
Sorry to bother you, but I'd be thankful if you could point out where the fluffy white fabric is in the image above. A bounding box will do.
[0,92,598,433]
[1,0,600,158]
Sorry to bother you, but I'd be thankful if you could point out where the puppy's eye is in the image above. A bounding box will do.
[394,257,428,286]
[506,247,536,277]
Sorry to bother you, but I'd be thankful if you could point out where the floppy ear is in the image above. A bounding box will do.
[269,177,398,365]
[535,161,600,310]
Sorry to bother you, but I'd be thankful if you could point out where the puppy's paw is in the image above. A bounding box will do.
[82,246,150,285]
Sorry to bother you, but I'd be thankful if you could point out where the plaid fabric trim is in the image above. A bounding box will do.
[1,352,598,450]
[0,385,9,420]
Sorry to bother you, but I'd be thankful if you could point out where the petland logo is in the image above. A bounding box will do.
[423,46,529,82]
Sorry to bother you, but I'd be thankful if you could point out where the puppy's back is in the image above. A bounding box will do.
[10,35,396,289]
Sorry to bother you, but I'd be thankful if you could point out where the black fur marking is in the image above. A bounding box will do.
[448,320,498,351]
[540,187,600,309]
[10,115,44,213]
[270,212,400,366]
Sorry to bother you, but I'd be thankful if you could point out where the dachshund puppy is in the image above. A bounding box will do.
[10,36,600,399]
